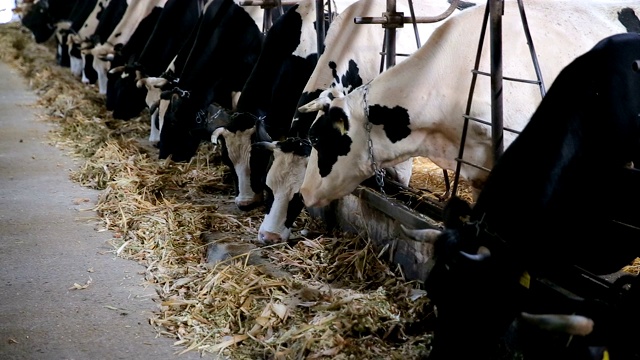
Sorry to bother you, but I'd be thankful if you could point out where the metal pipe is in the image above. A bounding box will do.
[384,0,397,69]
[451,1,490,197]
[517,0,546,97]
[316,0,325,56]
[489,0,504,163]
[354,0,459,25]
[238,0,299,6]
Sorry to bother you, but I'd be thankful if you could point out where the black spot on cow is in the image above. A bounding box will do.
[309,106,352,177]
[450,0,476,11]
[277,137,312,157]
[340,59,363,91]
[329,61,340,84]
[618,8,640,33]
[367,104,411,143]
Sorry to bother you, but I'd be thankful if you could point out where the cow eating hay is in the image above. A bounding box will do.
[0,21,440,359]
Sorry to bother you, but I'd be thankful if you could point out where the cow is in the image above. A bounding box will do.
[135,2,293,144]
[400,32,640,360]
[156,0,264,162]
[72,0,128,84]
[66,0,110,82]
[51,0,98,67]
[106,0,207,120]
[253,0,474,244]
[298,0,640,209]
[88,0,168,95]
[203,0,331,211]
[20,0,79,44]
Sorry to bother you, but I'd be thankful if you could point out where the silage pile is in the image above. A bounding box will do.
[0,22,437,359]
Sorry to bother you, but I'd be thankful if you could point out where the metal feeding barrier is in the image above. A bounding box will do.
[450,0,546,197]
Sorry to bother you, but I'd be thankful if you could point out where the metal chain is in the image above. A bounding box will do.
[362,84,386,195]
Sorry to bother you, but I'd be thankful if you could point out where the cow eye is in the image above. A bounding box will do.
[309,136,318,147]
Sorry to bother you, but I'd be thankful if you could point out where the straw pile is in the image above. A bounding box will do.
[0,22,437,358]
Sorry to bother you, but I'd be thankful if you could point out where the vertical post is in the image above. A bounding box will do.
[384,0,397,69]
[489,0,504,163]
[316,0,325,56]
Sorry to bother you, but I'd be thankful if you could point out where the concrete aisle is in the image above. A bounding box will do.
[0,61,208,360]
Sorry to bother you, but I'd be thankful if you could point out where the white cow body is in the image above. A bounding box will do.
[300,0,640,208]
[258,0,469,242]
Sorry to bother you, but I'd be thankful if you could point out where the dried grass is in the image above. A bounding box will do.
[0,22,436,359]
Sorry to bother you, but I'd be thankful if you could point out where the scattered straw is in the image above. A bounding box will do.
[0,21,442,359]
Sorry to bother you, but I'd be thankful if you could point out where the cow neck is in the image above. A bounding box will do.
[362,82,386,195]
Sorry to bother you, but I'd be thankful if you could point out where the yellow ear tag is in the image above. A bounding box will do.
[603,349,609,360]
[519,271,530,289]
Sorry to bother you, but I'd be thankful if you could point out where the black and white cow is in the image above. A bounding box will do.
[20,0,79,44]
[206,0,330,211]
[299,0,640,208]
[402,32,640,360]
[255,0,472,243]
[78,0,128,85]
[89,0,167,95]
[157,0,263,162]
[52,0,98,67]
[66,0,110,82]
[107,0,206,120]
[137,1,287,141]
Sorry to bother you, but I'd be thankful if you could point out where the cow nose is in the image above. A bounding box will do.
[258,231,282,245]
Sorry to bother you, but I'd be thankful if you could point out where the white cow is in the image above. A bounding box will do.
[256,0,473,243]
[299,0,640,208]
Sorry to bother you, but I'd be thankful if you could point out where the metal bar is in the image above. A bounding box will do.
[315,0,324,57]
[490,0,504,164]
[517,0,546,97]
[451,1,490,197]
[463,115,521,134]
[407,0,421,49]
[354,0,459,25]
[454,158,492,173]
[472,70,541,85]
[353,187,442,230]
[379,52,412,57]
[238,0,299,6]
[384,0,397,69]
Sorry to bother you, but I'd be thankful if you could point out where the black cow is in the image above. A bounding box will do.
[20,0,79,43]
[402,32,640,359]
[157,0,263,162]
[108,0,205,120]
[206,0,328,211]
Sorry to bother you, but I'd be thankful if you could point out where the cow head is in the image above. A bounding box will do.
[67,34,84,78]
[400,197,528,359]
[91,42,116,95]
[21,0,56,43]
[108,62,148,120]
[53,21,72,67]
[158,88,204,162]
[254,138,311,244]
[210,110,272,210]
[136,74,172,142]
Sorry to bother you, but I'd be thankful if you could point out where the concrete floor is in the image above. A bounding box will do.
[0,61,209,359]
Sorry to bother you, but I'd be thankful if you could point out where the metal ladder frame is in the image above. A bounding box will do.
[450,0,546,197]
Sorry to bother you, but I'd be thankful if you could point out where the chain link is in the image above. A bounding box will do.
[362,84,386,196]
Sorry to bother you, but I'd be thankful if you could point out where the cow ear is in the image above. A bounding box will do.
[298,98,326,113]
[211,128,226,144]
[400,224,441,243]
[108,65,125,75]
[253,141,277,152]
